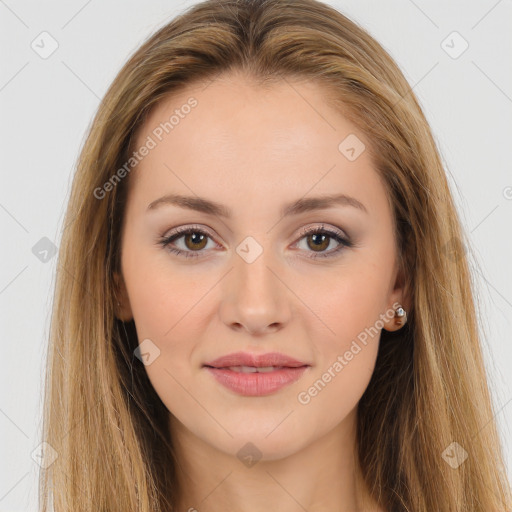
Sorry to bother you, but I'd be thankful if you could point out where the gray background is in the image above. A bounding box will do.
[0,0,511,509]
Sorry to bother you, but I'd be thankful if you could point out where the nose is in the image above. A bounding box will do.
[218,244,292,337]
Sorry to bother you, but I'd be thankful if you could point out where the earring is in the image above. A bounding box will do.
[394,306,407,327]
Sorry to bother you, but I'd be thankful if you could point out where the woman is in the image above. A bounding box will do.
[39,0,512,510]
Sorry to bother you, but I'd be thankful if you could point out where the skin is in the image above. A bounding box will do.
[115,70,408,512]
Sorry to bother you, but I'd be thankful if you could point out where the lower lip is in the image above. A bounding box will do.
[205,366,309,396]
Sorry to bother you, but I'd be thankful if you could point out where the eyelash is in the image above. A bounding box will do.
[157,224,353,260]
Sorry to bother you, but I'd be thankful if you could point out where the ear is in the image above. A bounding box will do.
[382,261,411,333]
[113,271,133,322]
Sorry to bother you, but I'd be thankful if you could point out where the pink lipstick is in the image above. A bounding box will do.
[203,351,310,396]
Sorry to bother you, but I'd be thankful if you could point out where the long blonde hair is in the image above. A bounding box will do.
[40,0,512,510]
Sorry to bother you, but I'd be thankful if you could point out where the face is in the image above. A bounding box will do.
[116,71,406,461]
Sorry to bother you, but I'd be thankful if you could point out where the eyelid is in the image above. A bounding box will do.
[164,223,216,239]
[295,223,348,240]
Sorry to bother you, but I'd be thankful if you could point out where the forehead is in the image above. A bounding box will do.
[127,72,386,218]
[136,73,354,152]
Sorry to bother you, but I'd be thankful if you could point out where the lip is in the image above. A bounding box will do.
[204,351,309,369]
[203,351,311,397]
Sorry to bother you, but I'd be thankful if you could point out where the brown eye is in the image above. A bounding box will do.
[306,233,331,252]
[183,231,208,250]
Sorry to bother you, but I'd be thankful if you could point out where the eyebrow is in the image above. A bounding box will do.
[147,192,368,217]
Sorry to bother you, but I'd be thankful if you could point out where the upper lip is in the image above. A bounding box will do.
[204,351,310,368]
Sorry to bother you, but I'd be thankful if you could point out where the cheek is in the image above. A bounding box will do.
[122,240,204,340]
[122,258,201,416]
[291,255,392,407]
[293,271,385,429]
[121,243,226,404]
[297,258,392,354]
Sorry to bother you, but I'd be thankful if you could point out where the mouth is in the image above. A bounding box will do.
[202,351,311,396]
[203,362,310,396]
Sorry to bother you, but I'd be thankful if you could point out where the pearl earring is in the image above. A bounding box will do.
[394,306,407,327]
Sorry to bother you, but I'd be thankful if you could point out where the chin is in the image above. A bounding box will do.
[207,418,312,463]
